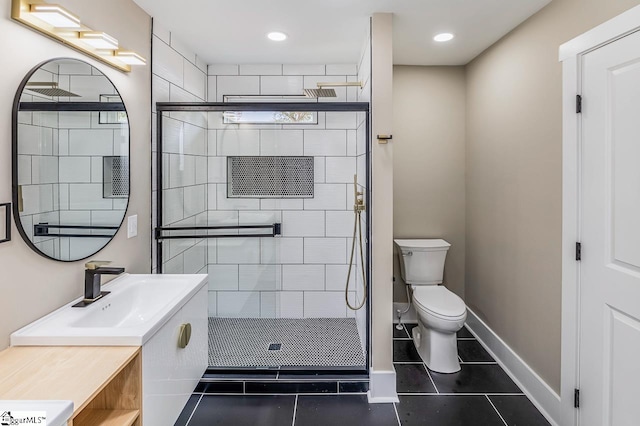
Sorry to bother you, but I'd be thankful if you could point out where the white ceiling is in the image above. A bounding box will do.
[132,0,551,66]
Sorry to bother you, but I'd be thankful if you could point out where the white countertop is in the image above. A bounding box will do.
[10,273,208,346]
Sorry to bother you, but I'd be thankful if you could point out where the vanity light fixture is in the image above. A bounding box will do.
[12,0,146,72]
[29,4,80,28]
[433,33,455,42]
[115,51,146,65]
[79,31,119,50]
[267,31,287,41]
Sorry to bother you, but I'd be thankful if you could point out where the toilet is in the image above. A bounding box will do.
[394,239,467,373]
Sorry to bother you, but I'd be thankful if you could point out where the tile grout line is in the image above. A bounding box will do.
[402,324,411,339]
[291,394,298,426]
[486,395,509,426]
[397,392,524,396]
[422,363,439,394]
[396,392,439,396]
[183,393,203,426]
[194,392,352,396]
[392,401,402,426]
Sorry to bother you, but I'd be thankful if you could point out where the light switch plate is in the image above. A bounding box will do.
[0,202,10,244]
[127,215,138,239]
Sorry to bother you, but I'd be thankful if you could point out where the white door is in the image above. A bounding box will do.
[579,30,640,426]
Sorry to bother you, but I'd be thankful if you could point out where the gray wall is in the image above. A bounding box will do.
[392,66,466,301]
[0,0,151,349]
[465,0,640,393]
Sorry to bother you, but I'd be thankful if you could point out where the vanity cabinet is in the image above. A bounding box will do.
[0,346,141,426]
[8,275,209,426]
[142,284,207,426]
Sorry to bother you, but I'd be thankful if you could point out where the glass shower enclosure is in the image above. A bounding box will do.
[155,102,370,373]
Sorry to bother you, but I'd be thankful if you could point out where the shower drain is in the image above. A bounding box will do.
[268,343,282,351]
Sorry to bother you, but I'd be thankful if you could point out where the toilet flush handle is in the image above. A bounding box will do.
[402,251,413,257]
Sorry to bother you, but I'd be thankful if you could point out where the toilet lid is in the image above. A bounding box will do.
[413,286,466,318]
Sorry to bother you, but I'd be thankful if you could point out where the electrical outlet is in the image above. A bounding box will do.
[127,215,137,239]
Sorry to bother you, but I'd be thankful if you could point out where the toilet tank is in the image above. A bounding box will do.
[394,239,451,285]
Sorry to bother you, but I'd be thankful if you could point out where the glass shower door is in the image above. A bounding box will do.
[156,104,370,372]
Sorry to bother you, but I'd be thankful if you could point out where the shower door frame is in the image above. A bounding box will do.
[155,102,371,374]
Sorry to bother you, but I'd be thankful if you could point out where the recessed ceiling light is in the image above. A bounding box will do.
[434,33,455,42]
[267,32,287,42]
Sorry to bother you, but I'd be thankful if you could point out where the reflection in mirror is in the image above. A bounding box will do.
[13,58,129,261]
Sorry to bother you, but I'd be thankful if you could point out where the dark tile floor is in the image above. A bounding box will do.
[176,324,551,425]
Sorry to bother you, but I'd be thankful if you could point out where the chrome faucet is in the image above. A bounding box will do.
[75,260,124,307]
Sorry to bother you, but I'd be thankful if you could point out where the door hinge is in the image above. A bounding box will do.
[574,388,580,408]
[576,95,582,113]
[576,242,582,261]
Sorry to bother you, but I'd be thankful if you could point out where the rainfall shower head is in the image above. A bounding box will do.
[26,82,80,97]
[303,88,337,98]
[303,81,364,98]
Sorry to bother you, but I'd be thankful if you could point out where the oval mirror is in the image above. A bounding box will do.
[12,58,130,262]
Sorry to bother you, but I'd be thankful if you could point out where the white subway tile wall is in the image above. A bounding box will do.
[217,291,261,318]
[260,238,304,264]
[303,291,346,318]
[153,26,209,277]
[204,62,363,319]
[282,265,325,291]
[155,60,367,319]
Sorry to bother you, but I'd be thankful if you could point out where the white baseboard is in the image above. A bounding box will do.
[367,368,399,403]
[465,308,561,426]
[393,302,417,323]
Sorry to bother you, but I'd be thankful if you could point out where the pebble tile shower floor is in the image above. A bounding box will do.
[180,323,551,425]
[208,317,366,368]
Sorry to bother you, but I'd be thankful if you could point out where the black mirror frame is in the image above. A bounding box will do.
[11,57,131,262]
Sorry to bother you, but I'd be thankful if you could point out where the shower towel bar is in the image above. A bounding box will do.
[155,223,281,240]
[34,223,118,238]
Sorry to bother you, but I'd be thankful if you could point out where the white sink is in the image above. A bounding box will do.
[0,400,73,426]
[10,274,208,346]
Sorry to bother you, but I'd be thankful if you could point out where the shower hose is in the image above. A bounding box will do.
[345,207,367,311]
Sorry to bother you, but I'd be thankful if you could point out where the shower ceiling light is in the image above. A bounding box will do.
[434,33,455,42]
[79,31,119,49]
[29,4,80,28]
[115,51,147,65]
[267,32,287,41]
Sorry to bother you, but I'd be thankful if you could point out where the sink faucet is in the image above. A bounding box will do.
[83,260,125,303]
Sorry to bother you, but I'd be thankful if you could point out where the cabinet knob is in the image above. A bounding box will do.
[178,323,192,348]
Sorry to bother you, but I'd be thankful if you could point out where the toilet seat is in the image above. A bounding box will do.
[412,286,466,320]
